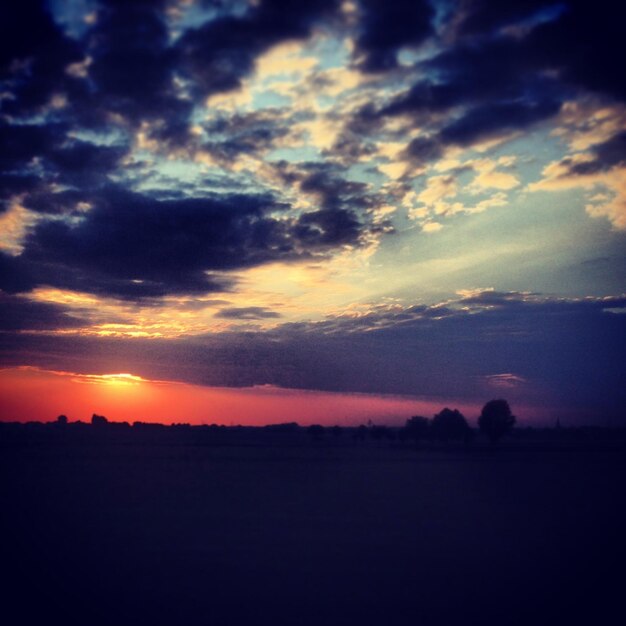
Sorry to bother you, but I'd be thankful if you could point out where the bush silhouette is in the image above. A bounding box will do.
[479,399,516,443]
[431,408,470,442]
[370,425,391,441]
[307,424,325,439]
[353,425,368,441]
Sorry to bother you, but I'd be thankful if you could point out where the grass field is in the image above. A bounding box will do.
[2,433,625,625]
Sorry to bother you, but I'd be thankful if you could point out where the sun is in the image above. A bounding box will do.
[69,372,146,386]
[81,372,153,414]
[97,373,145,386]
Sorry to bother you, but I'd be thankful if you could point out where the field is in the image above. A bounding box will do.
[2,430,625,625]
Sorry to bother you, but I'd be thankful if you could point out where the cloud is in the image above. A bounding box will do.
[0,183,379,299]
[469,158,520,191]
[254,40,319,80]
[352,1,625,169]
[566,131,626,176]
[176,0,339,98]
[451,0,625,101]
[353,0,434,72]
[0,123,66,172]
[439,100,561,147]
[0,292,90,331]
[268,161,390,242]
[0,0,83,116]
[81,1,190,129]
[200,109,292,162]
[0,203,40,255]
[529,130,626,229]
[484,373,527,389]
[215,306,282,320]
[1,291,624,417]
[421,221,443,233]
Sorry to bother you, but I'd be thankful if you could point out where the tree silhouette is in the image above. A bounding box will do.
[479,399,516,443]
[431,408,470,442]
[91,413,109,427]
[404,415,430,444]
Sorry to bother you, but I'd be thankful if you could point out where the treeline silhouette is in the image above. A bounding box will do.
[1,399,625,447]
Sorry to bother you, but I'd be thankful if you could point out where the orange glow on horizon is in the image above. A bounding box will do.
[0,366,546,427]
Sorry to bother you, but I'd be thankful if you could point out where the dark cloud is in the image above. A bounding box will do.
[324,131,378,165]
[0,121,128,216]
[463,0,626,100]
[354,0,434,72]
[440,99,561,146]
[44,139,128,188]
[0,123,66,171]
[353,40,564,159]
[464,0,626,101]
[0,293,90,331]
[176,0,339,98]
[0,185,373,299]
[443,0,625,102]
[351,0,625,164]
[567,131,626,176]
[10,190,284,298]
[394,99,560,168]
[403,136,444,165]
[273,160,379,213]
[22,189,96,216]
[299,167,368,210]
[0,248,230,300]
[215,306,282,320]
[0,253,35,294]
[0,174,43,213]
[268,160,390,243]
[383,37,544,116]
[201,110,291,161]
[0,1,83,116]
[82,0,192,130]
[294,207,363,246]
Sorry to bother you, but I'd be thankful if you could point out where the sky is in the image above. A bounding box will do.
[0,0,624,426]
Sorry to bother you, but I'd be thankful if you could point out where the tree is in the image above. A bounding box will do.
[479,399,515,443]
[404,415,430,444]
[431,408,470,442]
[91,413,108,427]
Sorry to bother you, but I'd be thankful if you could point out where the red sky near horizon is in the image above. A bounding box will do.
[0,366,548,427]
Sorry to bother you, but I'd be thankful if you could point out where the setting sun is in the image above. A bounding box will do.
[74,373,147,386]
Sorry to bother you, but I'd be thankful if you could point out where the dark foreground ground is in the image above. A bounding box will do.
[2,430,625,626]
